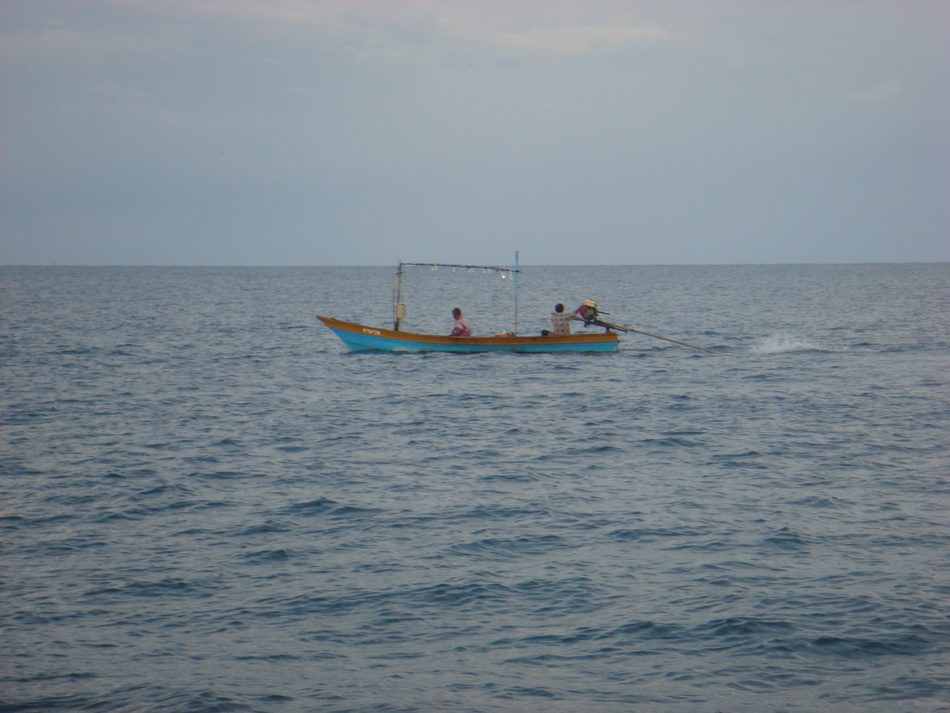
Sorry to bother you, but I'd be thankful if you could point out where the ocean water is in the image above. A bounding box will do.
[1,263,948,713]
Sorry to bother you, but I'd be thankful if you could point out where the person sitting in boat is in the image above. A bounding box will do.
[548,303,581,336]
[577,299,599,324]
[450,307,471,337]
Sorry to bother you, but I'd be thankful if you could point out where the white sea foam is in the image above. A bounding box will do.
[753,334,828,354]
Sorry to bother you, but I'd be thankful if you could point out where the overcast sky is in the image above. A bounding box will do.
[2,0,947,266]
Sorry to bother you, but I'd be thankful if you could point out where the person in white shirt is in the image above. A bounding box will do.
[548,303,581,335]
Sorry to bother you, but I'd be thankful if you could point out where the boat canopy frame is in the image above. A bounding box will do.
[392,252,523,334]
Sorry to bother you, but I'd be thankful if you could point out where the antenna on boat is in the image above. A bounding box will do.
[514,250,520,335]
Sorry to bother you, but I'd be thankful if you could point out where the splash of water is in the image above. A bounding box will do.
[753,334,828,354]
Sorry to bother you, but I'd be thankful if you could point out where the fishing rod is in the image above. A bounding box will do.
[602,322,715,353]
[573,303,715,354]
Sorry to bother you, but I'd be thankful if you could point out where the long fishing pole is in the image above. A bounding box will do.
[577,317,715,353]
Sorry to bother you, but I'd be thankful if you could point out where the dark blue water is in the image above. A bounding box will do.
[2,264,948,713]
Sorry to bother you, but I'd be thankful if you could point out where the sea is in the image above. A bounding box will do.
[2,263,948,713]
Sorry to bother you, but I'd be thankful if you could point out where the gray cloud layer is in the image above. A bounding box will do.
[2,0,947,265]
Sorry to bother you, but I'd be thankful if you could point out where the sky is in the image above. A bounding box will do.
[1,0,947,266]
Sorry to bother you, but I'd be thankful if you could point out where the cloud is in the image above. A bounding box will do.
[126,0,675,59]
[481,24,675,55]
[1,26,158,58]
[851,80,902,103]
[3,0,944,265]
[2,1,678,68]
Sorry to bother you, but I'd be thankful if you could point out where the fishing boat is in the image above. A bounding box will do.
[317,255,713,354]
[317,254,619,353]
[316,315,619,353]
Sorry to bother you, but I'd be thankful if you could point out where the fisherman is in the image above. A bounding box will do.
[450,307,471,337]
[577,299,599,325]
[548,303,581,335]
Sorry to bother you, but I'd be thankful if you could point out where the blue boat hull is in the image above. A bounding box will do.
[317,316,619,353]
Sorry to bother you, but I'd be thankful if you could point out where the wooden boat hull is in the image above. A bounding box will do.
[317,316,619,353]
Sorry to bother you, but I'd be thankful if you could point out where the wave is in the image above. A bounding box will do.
[752,334,851,354]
